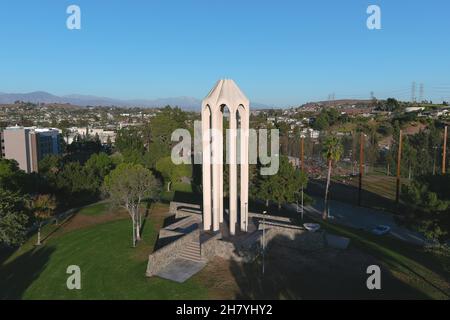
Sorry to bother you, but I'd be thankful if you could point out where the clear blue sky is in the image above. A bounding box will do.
[1,0,450,106]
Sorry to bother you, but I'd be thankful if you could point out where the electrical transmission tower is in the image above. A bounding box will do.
[411,81,417,102]
[419,83,424,102]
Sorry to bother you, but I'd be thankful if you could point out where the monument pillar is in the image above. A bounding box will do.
[229,109,237,235]
[239,107,249,232]
[212,110,221,231]
[201,105,212,230]
[202,79,250,236]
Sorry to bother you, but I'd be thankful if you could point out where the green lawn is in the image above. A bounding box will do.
[160,183,193,202]
[2,198,449,300]
[77,202,112,216]
[0,203,208,300]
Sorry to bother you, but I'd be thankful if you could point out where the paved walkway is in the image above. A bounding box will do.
[155,258,206,283]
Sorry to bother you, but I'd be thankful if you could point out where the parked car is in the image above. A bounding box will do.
[303,223,321,233]
[371,225,391,236]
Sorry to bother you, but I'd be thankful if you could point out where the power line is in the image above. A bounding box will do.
[411,81,416,102]
[419,83,424,102]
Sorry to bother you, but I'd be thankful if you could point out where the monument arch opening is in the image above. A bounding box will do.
[201,79,249,235]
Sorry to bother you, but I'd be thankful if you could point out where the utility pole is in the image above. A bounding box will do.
[300,136,305,220]
[300,136,305,172]
[396,130,403,204]
[358,133,364,206]
[443,126,448,175]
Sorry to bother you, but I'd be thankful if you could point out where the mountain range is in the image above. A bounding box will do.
[0,91,272,110]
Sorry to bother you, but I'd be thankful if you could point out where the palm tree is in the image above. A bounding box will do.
[322,136,343,220]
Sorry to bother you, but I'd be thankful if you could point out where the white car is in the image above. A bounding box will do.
[303,223,321,233]
[371,225,391,236]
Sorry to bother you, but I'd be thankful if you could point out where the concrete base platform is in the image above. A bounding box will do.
[155,258,206,283]
[325,233,350,250]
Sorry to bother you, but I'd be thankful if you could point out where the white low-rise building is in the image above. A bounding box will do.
[66,127,116,144]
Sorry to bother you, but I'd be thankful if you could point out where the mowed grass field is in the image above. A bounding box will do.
[1,200,449,300]
[0,202,208,300]
[325,172,406,213]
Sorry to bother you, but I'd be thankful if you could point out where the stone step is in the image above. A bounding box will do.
[179,252,201,261]
[180,251,200,258]
[186,244,200,250]
[179,240,202,262]
[183,248,200,255]
[180,255,202,262]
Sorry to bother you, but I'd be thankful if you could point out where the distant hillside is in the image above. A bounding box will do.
[0,91,272,110]
[301,99,373,109]
[0,91,202,110]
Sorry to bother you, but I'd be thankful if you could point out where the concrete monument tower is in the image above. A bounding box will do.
[201,79,250,235]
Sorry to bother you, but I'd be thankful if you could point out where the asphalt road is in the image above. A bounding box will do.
[290,197,428,246]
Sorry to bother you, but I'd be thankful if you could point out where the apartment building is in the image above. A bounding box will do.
[1,126,61,173]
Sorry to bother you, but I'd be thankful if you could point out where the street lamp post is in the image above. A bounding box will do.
[301,185,304,221]
[262,210,267,275]
[244,202,248,232]
[295,190,304,221]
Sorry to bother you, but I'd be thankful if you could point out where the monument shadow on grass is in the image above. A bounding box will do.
[228,232,429,299]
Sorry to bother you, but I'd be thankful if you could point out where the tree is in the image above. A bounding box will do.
[0,189,29,246]
[0,159,27,193]
[144,106,189,168]
[376,98,401,112]
[55,162,97,205]
[103,163,161,247]
[312,111,330,131]
[312,108,340,131]
[115,127,145,162]
[322,136,343,219]
[401,174,450,241]
[377,122,393,137]
[85,152,115,189]
[155,156,192,191]
[402,138,417,180]
[66,136,103,164]
[39,155,62,176]
[253,156,308,209]
[31,194,57,246]
[386,98,400,111]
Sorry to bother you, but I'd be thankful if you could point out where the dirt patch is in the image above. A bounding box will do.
[131,203,172,262]
[148,203,171,228]
[404,122,427,135]
[194,257,240,299]
[51,203,170,237]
